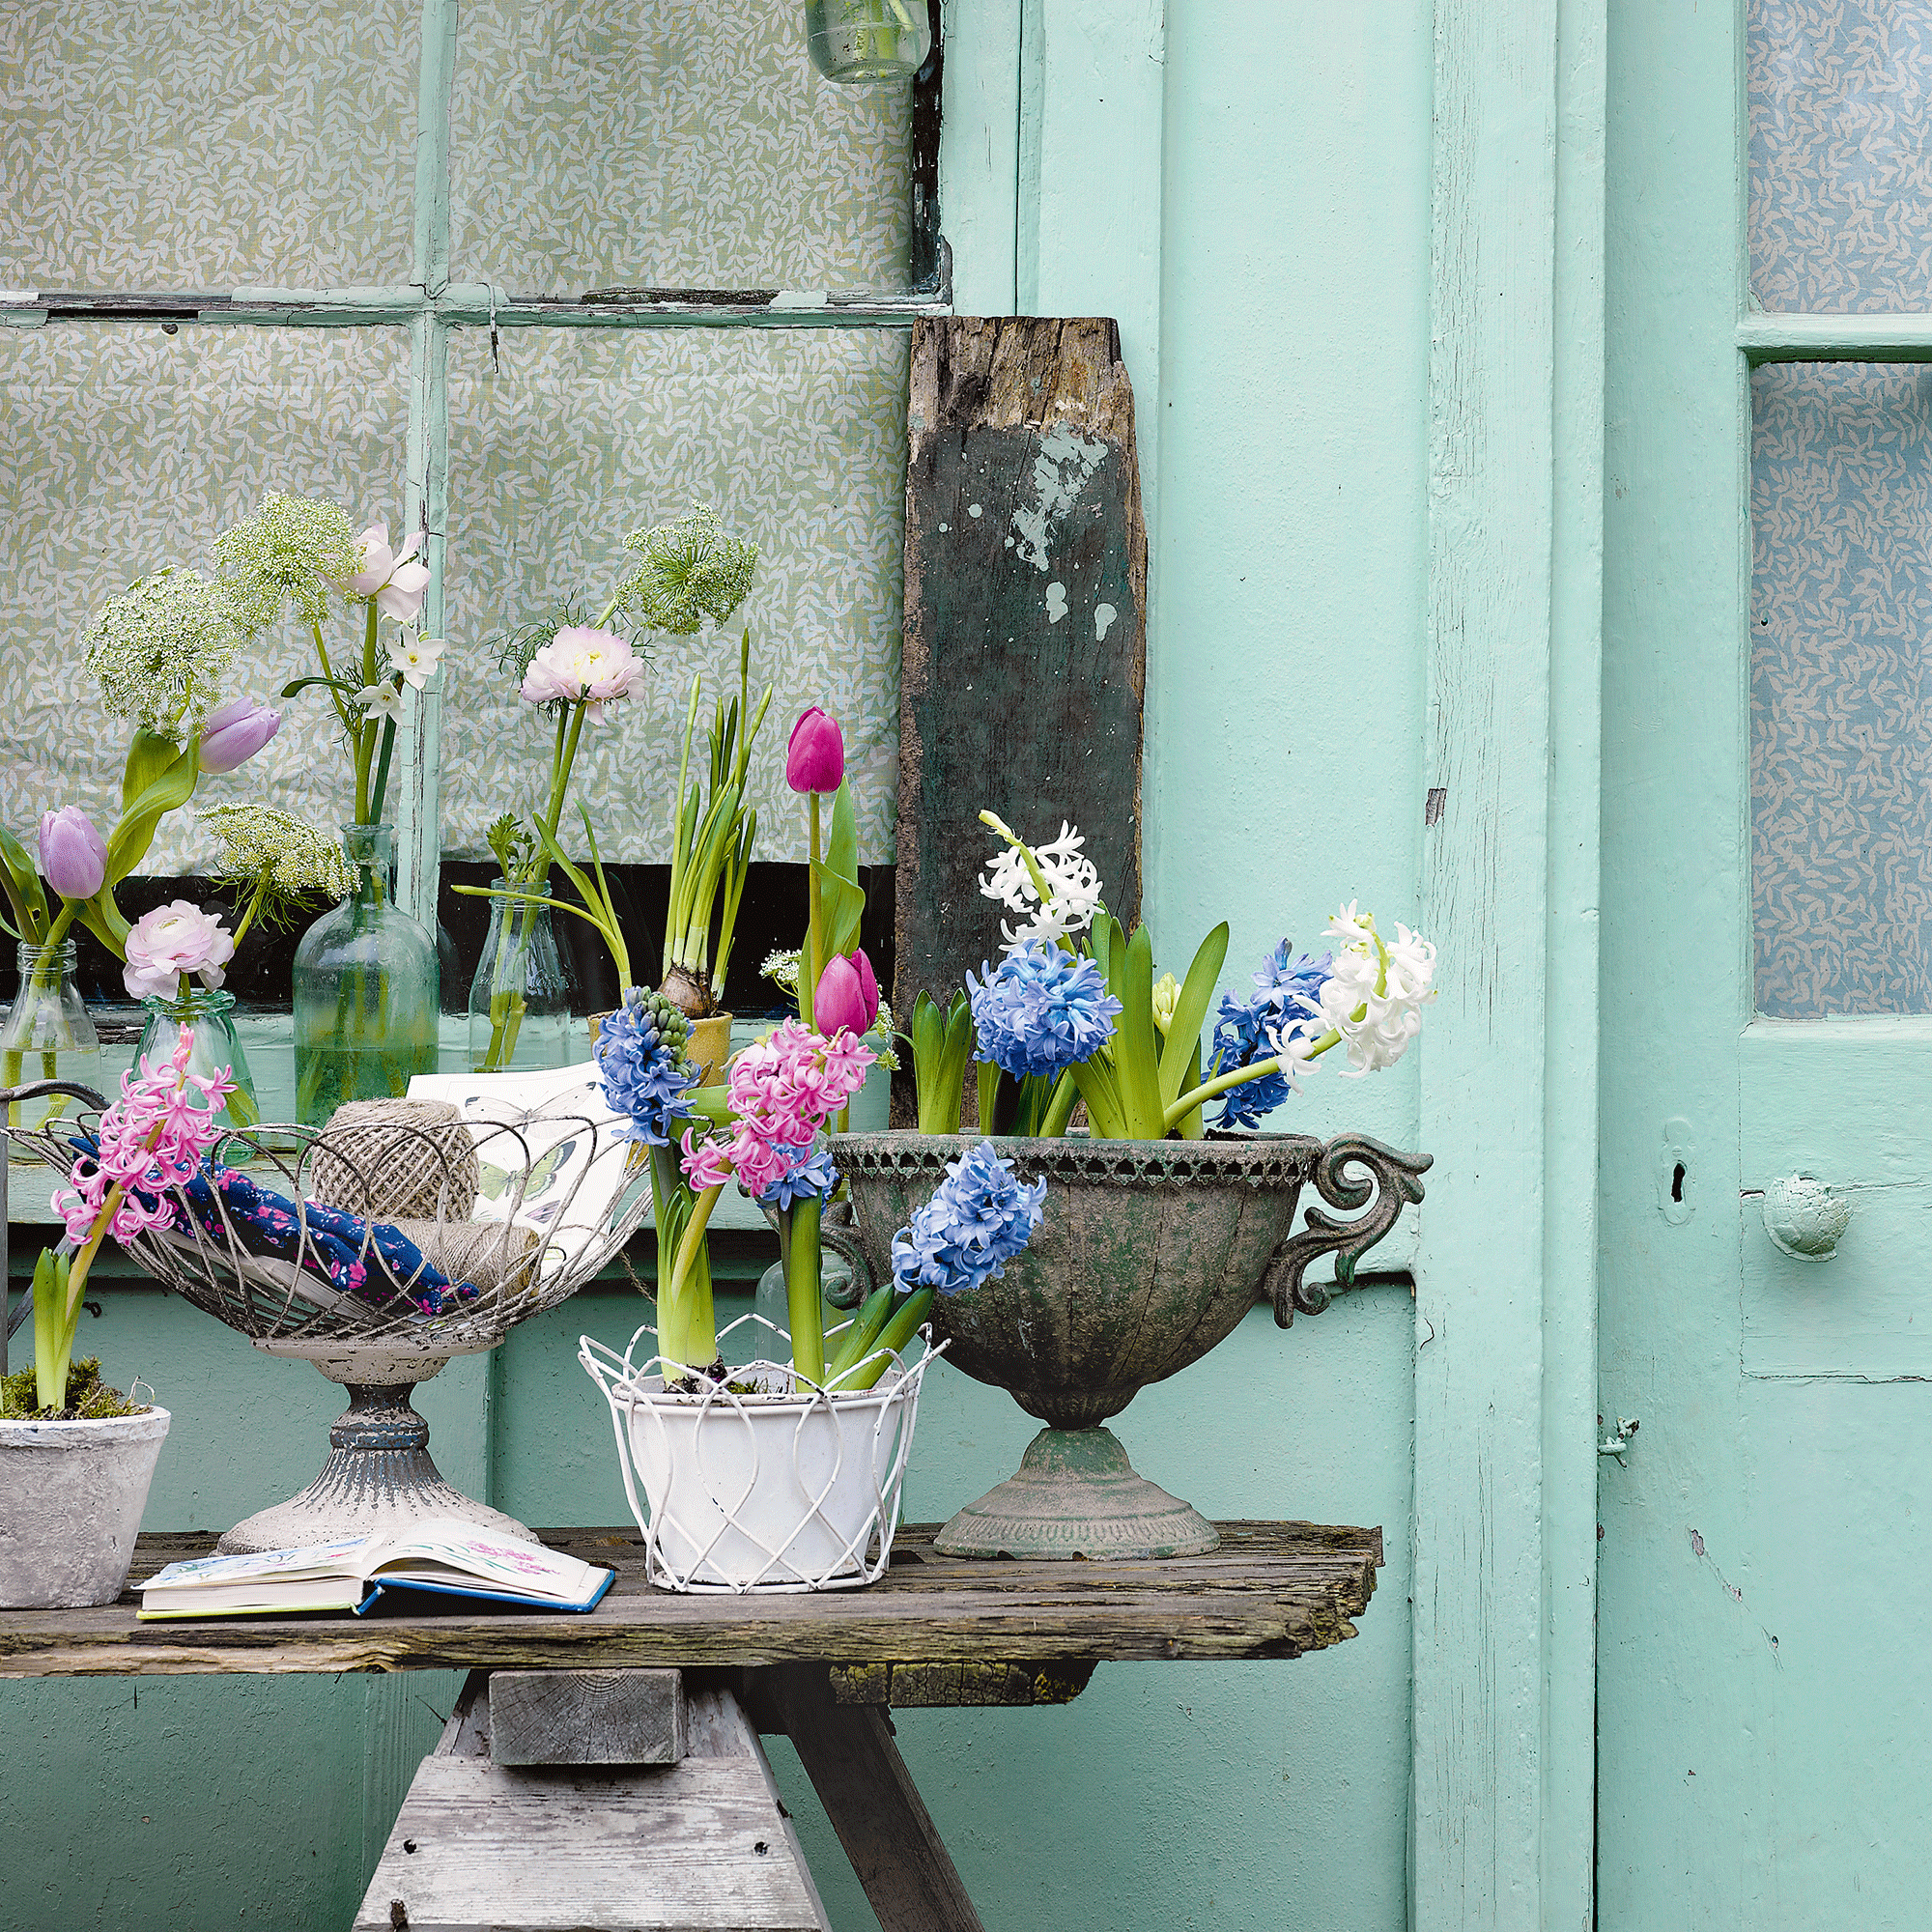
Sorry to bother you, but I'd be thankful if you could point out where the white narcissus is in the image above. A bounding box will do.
[339,522,430,622]
[355,680,407,723]
[979,817,1105,946]
[391,635,445,690]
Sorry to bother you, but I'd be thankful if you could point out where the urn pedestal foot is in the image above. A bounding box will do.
[934,1426,1219,1561]
[217,1378,534,1554]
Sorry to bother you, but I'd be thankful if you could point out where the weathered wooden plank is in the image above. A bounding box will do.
[769,1663,984,1932]
[0,1522,1380,1680]
[490,1668,685,1767]
[895,315,1147,1120]
[829,1657,1098,1707]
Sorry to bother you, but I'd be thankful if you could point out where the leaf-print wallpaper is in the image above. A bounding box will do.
[440,324,908,865]
[0,325,413,875]
[450,0,914,297]
[1752,361,1932,1014]
[1749,0,1932,311]
[0,0,418,290]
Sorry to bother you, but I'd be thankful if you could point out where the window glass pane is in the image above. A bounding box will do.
[450,0,916,297]
[0,0,418,290]
[441,324,907,866]
[0,324,412,875]
[1752,362,1932,1014]
[1749,0,1932,311]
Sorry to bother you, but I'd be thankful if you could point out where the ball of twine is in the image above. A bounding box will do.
[308,1099,481,1223]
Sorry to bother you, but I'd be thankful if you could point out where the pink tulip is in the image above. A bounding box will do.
[38,808,106,900]
[785,707,844,794]
[198,697,282,774]
[814,951,877,1039]
[340,522,431,623]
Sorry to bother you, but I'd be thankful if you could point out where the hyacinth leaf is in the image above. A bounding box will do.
[841,1287,936,1392]
[1175,1039,1206,1139]
[827,1283,895,1379]
[976,1057,1001,1135]
[1157,923,1230,1110]
[0,822,49,930]
[1039,1066,1081,1136]
[1118,923,1164,1138]
[104,739,199,887]
[911,991,945,1127]
[820,779,866,962]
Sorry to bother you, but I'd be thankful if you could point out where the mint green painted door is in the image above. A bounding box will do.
[1604,1,1932,1921]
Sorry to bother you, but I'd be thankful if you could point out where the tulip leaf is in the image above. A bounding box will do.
[76,886,130,957]
[121,726,183,816]
[1157,922,1230,1109]
[819,779,867,964]
[0,822,49,933]
[105,739,200,887]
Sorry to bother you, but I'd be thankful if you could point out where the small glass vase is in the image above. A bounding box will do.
[292,824,440,1127]
[134,987,261,1135]
[468,879,575,1072]
[803,0,932,83]
[0,940,101,1139]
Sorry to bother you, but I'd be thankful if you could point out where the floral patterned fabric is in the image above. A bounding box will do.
[1751,361,1932,1014]
[440,324,908,864]
[1750,0,1932,311]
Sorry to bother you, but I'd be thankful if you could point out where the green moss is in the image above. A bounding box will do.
[0,1356,146,1421]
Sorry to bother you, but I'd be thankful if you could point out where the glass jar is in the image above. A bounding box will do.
[802,0,932,84]
[133,987,261,1136]
[292,825,440,1126]
[468,879,575,1072]
[0,940,101,1138]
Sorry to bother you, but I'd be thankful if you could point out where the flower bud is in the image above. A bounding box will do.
[199,697,282,774]
[785,706,845,794]
[848,946,879,1027]
[38,807,107,900]
[814,952,872,1040]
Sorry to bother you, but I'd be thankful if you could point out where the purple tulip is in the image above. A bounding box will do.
[38,807,107,900]
[814,951,878,1040]
[848,947,879,1026]
[785,706,845,794]
[199,697,282,774]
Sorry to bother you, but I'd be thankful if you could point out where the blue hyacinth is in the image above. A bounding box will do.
[757,1144,840,1211]
[965,941,1123,1082]
[891,1139,1048,1298]
[595,988,698,1147]
[1208,940,1332,1130]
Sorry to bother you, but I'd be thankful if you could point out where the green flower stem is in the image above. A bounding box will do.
[1161,1028,1345,1131]
[801,792,822,1030]
[784,1195,826,1384]
[661,1181,724,1372]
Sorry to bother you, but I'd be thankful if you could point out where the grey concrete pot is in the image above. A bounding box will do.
[833,1132,1430,1560]
[0,1406,170,1608]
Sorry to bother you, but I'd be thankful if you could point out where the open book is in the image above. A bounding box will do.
[137,1519,614,1619]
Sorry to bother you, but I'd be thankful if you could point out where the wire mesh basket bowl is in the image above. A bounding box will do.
[10,1083,653,1552]
[580,1312,945,1595]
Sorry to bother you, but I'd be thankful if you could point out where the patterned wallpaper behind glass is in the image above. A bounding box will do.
[450,0,914,295]
[1752,361,1932,1015]
[441,325,908,866]
[1750,0,1932,311]
[0,0,418,288]
[0,326,413,874]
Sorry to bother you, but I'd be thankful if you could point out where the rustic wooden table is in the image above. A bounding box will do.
[1,1521,1383,1932]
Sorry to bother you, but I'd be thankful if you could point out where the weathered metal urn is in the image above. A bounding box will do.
[832,1131,1431,1560]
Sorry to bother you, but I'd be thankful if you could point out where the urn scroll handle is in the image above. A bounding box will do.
[1262,1134,1433,1327]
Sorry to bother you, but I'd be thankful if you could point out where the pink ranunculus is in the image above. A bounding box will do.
[340,522,431,623]
[38,807,107,900]
[813,952,877,1040]
[521,627,639,712]
[123,900,235,1001]
[784,707,844,794]
[198,696,282,774]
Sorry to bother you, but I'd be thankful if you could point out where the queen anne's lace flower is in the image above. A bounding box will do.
[54,1025,236,1247]
[595,988,697,1147]
[203,807,355,922]
[84,567,243,732]
[966,942,1122,1082]
[979,819,1105,946]
[890,1140,1046,1298]
[616,506,757,634]
[213,492,360,632]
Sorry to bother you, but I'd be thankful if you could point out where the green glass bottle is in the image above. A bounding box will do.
[292,825,439,1125]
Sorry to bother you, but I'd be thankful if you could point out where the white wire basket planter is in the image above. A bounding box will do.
[580,1312,944,1595]
[7,1076,652,1553]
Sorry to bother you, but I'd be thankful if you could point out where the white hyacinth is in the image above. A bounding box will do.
[1315,901,1437,1075]
[979,817,1105,946]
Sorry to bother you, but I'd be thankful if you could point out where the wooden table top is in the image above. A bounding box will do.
[0,1521,1383,1680]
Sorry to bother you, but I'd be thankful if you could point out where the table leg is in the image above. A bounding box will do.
[762,1664,985,1932]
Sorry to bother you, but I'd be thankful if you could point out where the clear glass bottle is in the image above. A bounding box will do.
[468,880,575,1072]
[803,0,932,84]
[0,940,101,1139]
[133,986,261,1135]
[292,825,440,1126]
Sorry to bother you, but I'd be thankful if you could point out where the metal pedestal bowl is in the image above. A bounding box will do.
[832,1131,1430,1560]
[14,1090,648,1553]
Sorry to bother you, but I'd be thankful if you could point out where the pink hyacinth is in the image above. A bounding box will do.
[54,1025,237,1248]
[678,1020,874,1196]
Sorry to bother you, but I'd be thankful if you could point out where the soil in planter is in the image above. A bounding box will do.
[0,1355,150,1422]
